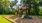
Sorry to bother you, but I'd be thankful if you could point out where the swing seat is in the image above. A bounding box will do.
[28,16,32,19]
[24,15,32,19]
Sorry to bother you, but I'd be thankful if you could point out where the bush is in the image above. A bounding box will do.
[39,8,42,15]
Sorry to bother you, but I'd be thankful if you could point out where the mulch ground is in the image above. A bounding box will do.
[3,15,42,23]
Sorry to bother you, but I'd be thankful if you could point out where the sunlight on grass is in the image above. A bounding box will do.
[0,15,11,23]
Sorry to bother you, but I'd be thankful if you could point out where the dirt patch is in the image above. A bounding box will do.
[3,15,42,23]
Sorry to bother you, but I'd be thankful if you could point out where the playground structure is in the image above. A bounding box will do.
[16,5,32,19]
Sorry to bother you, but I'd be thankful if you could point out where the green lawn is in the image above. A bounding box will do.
[0,15,11,23]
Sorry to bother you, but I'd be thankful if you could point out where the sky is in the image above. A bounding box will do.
[10,0,14,1]
[16,0,21,5]
[9,0,21,5]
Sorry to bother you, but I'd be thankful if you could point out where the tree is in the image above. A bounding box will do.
[39,0,42,6]
[0,0,10,14]
[32,0,39,15]
[21,0,39,15]
[3,0,10,14]
[0,0,4,14]
[10,0,18,9]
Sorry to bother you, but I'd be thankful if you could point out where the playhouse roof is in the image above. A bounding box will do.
[20,6,28,10]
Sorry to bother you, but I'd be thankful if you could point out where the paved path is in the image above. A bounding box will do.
[3,15,42,23]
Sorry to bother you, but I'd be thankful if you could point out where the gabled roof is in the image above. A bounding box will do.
[19,6,28,10]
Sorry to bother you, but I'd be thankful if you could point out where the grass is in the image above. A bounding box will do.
[38,16,42,19]
[0,15,11,23]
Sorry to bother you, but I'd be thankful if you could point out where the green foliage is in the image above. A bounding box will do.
[39,8,42,15]
[21,0,39,15]
[0,0,17,14]
[12,9,16,14]
[0,0,42,15]
[0,0,10,14]
[38,16,42,19]
[39,2,42,6]
[0,0,4,14]
[10,0,18,9]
